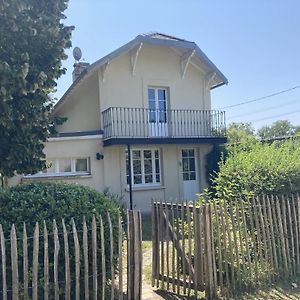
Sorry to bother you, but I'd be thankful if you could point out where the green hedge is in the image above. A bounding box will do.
[0,182,122,296]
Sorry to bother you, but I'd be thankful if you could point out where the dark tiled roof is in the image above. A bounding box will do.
[141,32,189,42]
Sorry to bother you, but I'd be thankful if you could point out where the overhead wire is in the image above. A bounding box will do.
[218,84,300,109]
[227,98,300,120]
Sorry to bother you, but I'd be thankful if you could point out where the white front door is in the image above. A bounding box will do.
[148,87,168,136]
[182,149,199,200]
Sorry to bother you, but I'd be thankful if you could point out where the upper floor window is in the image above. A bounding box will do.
[148,87,168,123]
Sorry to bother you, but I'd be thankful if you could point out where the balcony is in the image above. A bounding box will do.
[102,107,226,146]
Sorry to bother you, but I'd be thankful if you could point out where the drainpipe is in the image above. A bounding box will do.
[127,144,133,210]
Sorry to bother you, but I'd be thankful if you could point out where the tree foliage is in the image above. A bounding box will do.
[0,0,73,178]
[227,122,255,144]
[257,120,300,140]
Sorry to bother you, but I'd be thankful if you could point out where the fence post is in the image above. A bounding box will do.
[127,210,142,300]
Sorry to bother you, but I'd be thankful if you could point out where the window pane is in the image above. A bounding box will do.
[134,175,142,184]
[149,100,155,110]
[183,172,189,181]
[144,159,152,174]
[144,150,152,159]
[149,111,156,122]
[156,174,160,183]
[182,159,189,172]
[188,149,195,157]
[133,160,142,174]
[190,172,196,180]
[59,159,71,173]
[159,111,166,122]
[132,150,141,159]
[148,88,155,100]
[189,158,195,171]
[45,160,55,173]
[155,150,159,159]
[76,158,88,172]
[182,150,188,157]
[158,100,166,110]
[145,174,153,183]
[155,159,160,174]
[158,89,166,100]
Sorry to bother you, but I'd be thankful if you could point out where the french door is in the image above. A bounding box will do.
[181,149,199,200]
[148,87,168,136]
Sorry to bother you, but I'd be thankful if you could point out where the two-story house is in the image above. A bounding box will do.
[19,33,228,212]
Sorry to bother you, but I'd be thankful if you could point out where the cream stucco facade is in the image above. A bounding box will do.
[11,33,227,212]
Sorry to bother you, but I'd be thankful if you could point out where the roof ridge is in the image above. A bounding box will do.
[140,32,189,42]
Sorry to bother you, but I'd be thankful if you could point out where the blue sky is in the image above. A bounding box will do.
[56,0,300,130]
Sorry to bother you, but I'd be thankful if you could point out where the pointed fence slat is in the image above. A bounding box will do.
[53,220,60,300]
[44,222,49,300]
[92,216,98,300]
[108,213,115,300]
[286,195,296,275]
[62,220,70,300]
[118,215,123,300]
[100,215,106,300]
[291,194,300,272]
[83,217,89,300]
[0,211,140,300]
[23,223,28,299]
[32,223,39,300]
[72,219,80,300]
[11,224,18,300]
[152,194,300,299]
[0,225,7,300]
[269,195,279,269]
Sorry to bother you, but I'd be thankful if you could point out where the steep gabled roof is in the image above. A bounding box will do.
[54,32,228,113]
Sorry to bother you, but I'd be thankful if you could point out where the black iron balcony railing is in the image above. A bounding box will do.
[102,107,226,139]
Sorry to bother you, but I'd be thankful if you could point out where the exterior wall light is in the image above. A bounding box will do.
[96,153,104,160]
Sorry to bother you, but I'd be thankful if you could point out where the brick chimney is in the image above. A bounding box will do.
[72,62,90,81]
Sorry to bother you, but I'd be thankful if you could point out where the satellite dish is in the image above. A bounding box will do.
[73,47,82,62]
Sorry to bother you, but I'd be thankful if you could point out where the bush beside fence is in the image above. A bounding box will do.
[152,194,300,299]
[0,210,142,300]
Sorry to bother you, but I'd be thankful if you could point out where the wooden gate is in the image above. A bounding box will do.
[152,195,300,299]
[152,201,216,299]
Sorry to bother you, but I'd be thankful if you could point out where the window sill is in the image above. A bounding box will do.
[125,185,165,192]
[23,173,92,180]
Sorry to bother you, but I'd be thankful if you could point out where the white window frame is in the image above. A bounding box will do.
[29,157,90,178]
[147,86,168,123]
[126,148,162,187]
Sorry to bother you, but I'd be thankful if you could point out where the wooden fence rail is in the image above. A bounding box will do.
[0,210,142,299]
[152,194,300,299]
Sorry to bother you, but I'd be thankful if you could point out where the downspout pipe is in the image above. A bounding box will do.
[127,144,133,210]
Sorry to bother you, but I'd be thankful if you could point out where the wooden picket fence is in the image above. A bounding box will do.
[0,210,142,300]
[152,194,300,299]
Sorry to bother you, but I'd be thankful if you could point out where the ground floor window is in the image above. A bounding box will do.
[126,149,161,186]
[42,157,90,175]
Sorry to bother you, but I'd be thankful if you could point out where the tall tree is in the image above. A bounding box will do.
[0,0,73,183]
[257,120,299,140]
[227,122,255,144]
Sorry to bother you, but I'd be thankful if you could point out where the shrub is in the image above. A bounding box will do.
[0,182,123,296]
[212,140,300,202]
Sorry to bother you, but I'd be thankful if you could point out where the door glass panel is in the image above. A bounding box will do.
[182,149,196,181]
[158,89,166,100]
[148,88,155,100]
